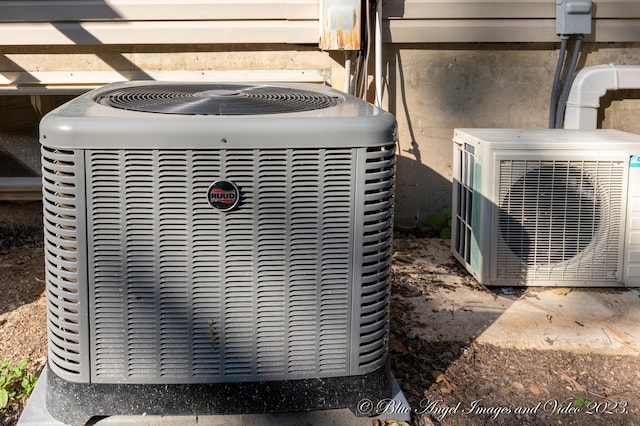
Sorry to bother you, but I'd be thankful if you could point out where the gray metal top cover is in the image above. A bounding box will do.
[40,81,397,150]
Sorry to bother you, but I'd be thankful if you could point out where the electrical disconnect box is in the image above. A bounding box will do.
[556,0,592,35]
[320,0,361,50]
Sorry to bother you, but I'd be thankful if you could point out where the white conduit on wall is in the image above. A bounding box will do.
[564,64,640,130]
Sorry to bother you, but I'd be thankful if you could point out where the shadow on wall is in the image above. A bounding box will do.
[0,1,146,176]
[0,201,45,316]
[394,154,451,233]
[0,2,150,85]
[387,44,562,228]
[388,47,453,229]
[0,96,41,176]
[599,88,640,133]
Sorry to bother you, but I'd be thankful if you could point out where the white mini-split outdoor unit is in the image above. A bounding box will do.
[40,81,397,425]
[452,128,640,287]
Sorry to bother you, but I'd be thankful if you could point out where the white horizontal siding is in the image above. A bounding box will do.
[0,0,320,44]
[386,0,640,42]
[0,0,318,21]
[386,0,640,19]
[385,0,553,19]
[0,0,637,44]
[387,19,557,43]
[0,70,330,94]
[387,19,640,43]
[0,21,317,44]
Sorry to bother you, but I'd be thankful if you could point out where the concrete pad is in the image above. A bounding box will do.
[476,288,640,354]
[393,238,640,355]
[18,368,411,426]
[404,284,640,355]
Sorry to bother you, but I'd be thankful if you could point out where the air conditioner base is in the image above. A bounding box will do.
[18,364,411,426]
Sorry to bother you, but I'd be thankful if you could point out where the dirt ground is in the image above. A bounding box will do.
[1,201,639,425]
[390,236,640,426]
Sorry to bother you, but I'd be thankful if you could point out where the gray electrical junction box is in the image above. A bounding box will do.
[556,0,592,35]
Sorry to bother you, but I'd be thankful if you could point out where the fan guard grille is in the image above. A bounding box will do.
[498,164,600,265]
[496,159,626,282]
[94,84,343,115]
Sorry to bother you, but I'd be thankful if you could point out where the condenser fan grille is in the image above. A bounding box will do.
[94,84,343,115]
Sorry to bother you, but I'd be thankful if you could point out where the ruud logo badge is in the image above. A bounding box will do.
[207,179,240,212]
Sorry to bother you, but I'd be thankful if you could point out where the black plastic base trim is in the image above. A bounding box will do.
[46,363,391,426]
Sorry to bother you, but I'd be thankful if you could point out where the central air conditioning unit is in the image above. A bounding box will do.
[40,81,397,425]
[452,128,640,287]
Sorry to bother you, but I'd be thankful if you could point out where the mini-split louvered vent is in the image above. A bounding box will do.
[95,84,342,115]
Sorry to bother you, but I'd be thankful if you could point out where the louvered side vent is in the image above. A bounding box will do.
[452,142,475,265]
[497,160,625,281]
[42,146,89,382]
[87,148,356,384]
[313,149,352,374]
[358,144,395,371]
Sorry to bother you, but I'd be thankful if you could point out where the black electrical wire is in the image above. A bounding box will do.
[352,50,364,96]
[358,0,373,99]
[351,0,368,98]
[351,0,384,100]
[549,36,569,128]
[555,34,584,129]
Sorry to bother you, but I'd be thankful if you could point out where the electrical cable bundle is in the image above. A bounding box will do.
[549,34,584,129]
[349,0,378,100]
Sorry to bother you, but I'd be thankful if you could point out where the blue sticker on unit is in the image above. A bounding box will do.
[631,155,640,168]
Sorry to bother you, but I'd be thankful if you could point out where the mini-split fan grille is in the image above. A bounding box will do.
[496,159,624,281]
[95,84,342,115]
[452,128,640,287]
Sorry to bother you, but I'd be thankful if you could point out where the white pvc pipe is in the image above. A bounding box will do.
[564,64,640,129]
[344,51,352,94]
[375,0,383,108]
